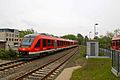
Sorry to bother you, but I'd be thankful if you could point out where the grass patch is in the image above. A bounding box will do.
[70,46,120,80]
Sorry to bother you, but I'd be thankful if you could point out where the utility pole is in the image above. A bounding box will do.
[94,23,98,39]
[89,31,91,40]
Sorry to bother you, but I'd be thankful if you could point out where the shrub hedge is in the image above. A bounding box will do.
[0,49,18,59]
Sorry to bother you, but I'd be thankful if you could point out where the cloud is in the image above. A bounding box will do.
[21,20,41,27]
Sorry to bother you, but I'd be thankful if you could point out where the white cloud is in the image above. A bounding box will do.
[0,0,120,37]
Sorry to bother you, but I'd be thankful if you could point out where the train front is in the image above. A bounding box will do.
[18,34,35,57]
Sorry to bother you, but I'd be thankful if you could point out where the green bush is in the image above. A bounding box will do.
[0,49,18,59]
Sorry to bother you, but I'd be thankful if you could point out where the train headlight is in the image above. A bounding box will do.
[22,48,25,50]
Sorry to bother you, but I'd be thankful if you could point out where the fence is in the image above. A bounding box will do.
[90,47,120,76]
[99,48,120,76]
[111,50,120,75]
[99,48,112,58]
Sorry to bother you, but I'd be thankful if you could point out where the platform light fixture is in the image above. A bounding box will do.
[94,23,98,38]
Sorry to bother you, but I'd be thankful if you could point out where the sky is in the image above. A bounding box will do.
[0,0,120,38]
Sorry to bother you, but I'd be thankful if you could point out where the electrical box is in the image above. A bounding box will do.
[86,41,99,58]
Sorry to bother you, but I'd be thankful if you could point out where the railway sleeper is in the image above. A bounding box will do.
[43,65,58,70]
[0,62,20,68]
[32,72,48,76]
[35,70,51,74]
[35,71,46,74]
[23,78,34,80]
[44,74,56,80]
[46,76,54,80]
[0,62,23,71]
[31,74,45,78]
[38,69,52,73]
[23,76,40,80]
[26,75,43,80]
[52,72,57,75]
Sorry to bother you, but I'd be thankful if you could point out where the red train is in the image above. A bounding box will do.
[111,36,120,50]
[18,34,78,57]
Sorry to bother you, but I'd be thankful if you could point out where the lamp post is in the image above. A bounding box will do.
[89,31,91,40]
[94,23,98,38]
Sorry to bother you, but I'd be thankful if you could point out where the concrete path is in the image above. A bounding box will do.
[55,66,81,80]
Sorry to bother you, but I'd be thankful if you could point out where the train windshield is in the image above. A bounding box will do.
[21,37,35,47]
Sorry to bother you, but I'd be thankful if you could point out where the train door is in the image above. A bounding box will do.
[34,39,41,51]
[51,40,54,49]
[47,39,52,49]
[119,40,120,50]
[112,41,116,49]
[116,40,119,50]
[42,39,47,50]
[54,40,57,49]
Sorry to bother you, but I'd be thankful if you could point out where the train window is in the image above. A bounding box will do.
[117,41,119,47]
[59,41,61,46]
[57,41,58,46]
[119,40,120,46]
[63,42,65,45]
[60,41,62,46]
[66,42,67,45]
[57,41,59,46]
[116,41,118,46]
[21,37,35,46]
[48,40,51,46]
[43,39,46,47]
[57,41,60,46]
[51,40,54,46]
[113,42,115,46]
[35,39,40,48]
[58,41,60,46]
[62,41,63,46]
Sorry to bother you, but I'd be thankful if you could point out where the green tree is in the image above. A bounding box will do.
[114,28,120,36]
[77,33,84,45]
[19,29,34,38]
[84,36,89,45]
[61,34,77,40]
[96,36,111,48]
[106,31,114,38]
[92,28,120,48]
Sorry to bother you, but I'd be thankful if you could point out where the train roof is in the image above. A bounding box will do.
[24,34,77,42]
[112,36,120,40]
[24,34,38,38]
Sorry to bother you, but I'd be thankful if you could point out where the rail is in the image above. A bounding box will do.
[15,48,78,80]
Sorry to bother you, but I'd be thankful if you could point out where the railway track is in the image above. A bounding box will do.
[0,60,27,71]
[15,47,78,80]
[0,49,63,72]
[0,47,77,80]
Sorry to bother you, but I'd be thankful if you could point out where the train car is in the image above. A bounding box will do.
[18,34,78,57]
[111,36,120,50]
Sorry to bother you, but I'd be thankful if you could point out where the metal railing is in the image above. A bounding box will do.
[99,48,112,58]
[99,48,120,75]
[112,50,120,73]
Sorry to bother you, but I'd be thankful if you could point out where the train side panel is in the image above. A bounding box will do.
[18,34,78,57]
